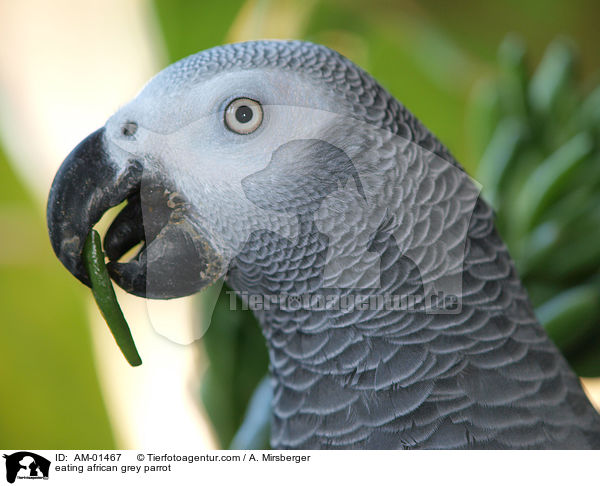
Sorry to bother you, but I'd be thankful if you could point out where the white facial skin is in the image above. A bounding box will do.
[103,69,358,262]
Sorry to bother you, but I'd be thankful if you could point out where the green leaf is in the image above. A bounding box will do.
[529,39,576,116]
[513,131,593,232]
[477,116,528,208]
[537,284,600,354]
[497,34,529,119]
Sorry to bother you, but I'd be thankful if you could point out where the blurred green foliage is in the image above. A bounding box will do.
[0,143,115,449]
[153,0,246,61]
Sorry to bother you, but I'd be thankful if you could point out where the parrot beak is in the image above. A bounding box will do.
[47,128,142,287]
[47,127,223,299]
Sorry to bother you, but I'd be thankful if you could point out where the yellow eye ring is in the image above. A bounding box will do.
[224,98,263,134]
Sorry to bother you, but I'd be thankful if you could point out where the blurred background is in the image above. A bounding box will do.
[1,0,599,449]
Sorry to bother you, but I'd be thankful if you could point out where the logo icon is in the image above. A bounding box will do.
[2,452,50,483]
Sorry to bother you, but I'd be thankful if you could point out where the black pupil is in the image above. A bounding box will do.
[235,105,253,124]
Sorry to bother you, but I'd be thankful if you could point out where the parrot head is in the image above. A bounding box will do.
[47,41,382,299]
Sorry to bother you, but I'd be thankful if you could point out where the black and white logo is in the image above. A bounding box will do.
[3,452,50,483]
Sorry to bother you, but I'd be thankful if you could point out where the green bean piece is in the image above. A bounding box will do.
[83,229,142,367]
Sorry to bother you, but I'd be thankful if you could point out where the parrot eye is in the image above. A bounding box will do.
[224,98,263,134]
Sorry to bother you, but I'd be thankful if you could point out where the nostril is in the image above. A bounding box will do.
[121,122,138,137]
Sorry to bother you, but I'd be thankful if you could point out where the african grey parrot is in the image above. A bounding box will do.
[47,40,600,449]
